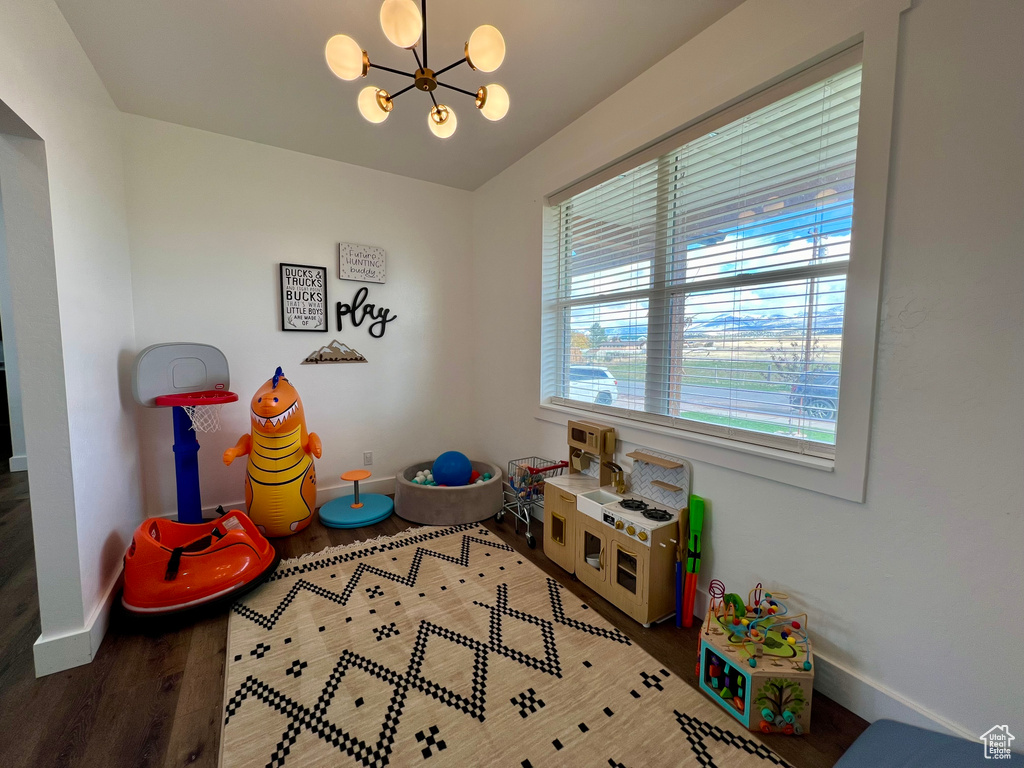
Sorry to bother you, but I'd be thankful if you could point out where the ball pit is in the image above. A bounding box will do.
[395,460,502,525]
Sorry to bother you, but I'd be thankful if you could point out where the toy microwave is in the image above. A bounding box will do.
[567,420,615,456]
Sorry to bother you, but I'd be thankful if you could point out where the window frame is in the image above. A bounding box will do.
[546,53,861,459]
[539,17,907,503]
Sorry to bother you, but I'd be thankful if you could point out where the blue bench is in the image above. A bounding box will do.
[835,719,991,767]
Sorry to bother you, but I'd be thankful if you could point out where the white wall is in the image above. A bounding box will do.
[122,116,479,516]
[471,0,1023,740]
[0,0,141,674]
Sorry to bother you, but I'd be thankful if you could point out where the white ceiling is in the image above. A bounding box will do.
[55,0,742,190]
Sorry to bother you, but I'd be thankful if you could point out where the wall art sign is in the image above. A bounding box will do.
[338,242,386,284]
[336,286,397,339]
[302,339,367,365]
[280,263,328,332]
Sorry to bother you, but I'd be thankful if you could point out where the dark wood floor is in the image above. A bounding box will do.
[0,470,867,767]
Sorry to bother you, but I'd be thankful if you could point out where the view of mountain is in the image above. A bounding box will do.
[577,306,845,339]
[302,339,367,364]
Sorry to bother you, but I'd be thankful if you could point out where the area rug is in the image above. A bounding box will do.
[220,524,792,768]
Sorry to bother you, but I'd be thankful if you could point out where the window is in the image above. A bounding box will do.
[543,50,862,460]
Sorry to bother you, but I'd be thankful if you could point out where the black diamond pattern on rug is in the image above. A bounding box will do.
[474,583,561,677]
[225,578,641,767]
[233,531,514,631]
[373,623,400,642]
[415,725,447,759]
[285,659,308,678]
[224,616,497,767]
[641,670,666,691]
[251,642,270,659]
[675,711,793,768]
[510,688,546,719]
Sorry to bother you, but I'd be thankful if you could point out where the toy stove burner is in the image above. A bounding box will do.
[642,508,672,522]
[619,498,648,512]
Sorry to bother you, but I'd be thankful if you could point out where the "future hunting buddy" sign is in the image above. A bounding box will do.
[338,242,386,284]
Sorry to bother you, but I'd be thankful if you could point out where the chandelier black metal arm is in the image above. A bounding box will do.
[432,58,468,77]
[436,81,476,98]
[389,83,418,99]
[421,0,428,68]
[368,62,416,79]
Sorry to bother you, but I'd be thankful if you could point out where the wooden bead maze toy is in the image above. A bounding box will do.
[696,580,814,735]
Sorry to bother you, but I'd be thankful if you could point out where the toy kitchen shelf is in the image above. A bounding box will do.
[626,449,691,512]
[626,451,684,468]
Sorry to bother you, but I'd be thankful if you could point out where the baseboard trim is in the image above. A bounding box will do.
[9,454,27,472]
[810,647,976,741]
[33,568,122,677]
[690,587,976,742]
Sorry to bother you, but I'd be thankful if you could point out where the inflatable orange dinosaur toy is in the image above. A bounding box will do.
[224,367,321,537]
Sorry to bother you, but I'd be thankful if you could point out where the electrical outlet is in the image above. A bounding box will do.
[363,451,373,466]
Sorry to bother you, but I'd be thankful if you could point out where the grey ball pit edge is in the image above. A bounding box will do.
[394,461,503,525]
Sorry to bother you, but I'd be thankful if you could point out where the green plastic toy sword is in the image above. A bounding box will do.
[682,494,704,627]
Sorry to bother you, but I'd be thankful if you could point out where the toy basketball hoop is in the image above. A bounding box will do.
[132,343,238,524]
[154,390,238,433]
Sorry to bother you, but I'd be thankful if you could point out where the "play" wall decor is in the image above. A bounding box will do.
[336,286,397,338]
[338,243,386,284]
[280,263,328,332]
[302,339,367,365]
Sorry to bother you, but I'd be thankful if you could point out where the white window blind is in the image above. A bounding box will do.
[542,50,862,458]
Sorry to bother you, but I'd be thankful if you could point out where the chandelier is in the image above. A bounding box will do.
[325,0,508,138]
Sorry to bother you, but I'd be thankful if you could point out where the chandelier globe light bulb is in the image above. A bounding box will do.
[428,104,458,138]
[466,25,505,72]
[358,86,393,123]
[476,84,509,121]
[325,34,367,81]
[380,0,423,49]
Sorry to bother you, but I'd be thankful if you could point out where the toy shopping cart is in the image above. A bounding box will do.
[499,457,568,549]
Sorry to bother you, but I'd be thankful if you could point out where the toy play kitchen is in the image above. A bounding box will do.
[543,420,691,627]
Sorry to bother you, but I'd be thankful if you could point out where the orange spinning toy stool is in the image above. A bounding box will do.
[319,469,394,528]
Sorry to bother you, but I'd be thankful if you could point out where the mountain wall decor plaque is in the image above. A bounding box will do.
[302,339,367,364]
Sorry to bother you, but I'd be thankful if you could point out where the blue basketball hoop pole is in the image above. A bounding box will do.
[170,405,204,524]
[153,389,237,524]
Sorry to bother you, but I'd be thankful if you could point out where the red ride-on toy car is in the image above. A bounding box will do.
[122,510,279,616]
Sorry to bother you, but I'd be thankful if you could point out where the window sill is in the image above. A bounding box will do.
[536,401,868,502]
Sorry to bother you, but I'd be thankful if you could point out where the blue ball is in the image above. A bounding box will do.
[432,451,473,487]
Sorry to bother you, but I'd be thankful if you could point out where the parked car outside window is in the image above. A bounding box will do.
[569,365,619,406]
[789,371,840,421]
